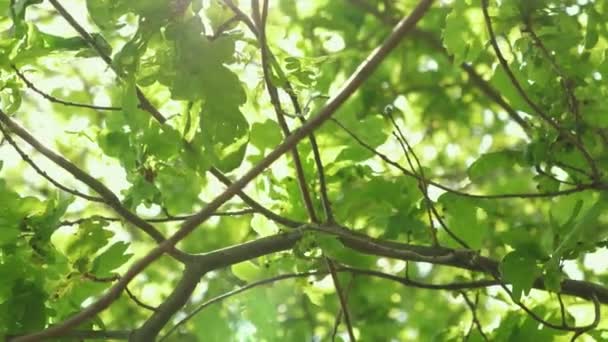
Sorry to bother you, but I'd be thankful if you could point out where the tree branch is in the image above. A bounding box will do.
[160,270,325,341]
[10,2,435,339]
[7,330,131,341]
[59,209,256,226]
[14,220,608,341]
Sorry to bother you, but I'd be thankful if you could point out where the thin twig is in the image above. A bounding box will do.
[251,0,319,223]
[326,258,356,341]
[210,15,240,40]
[252,1,351,339]
[125,287,158,312]
[11,65,121,111]
[557,293,568,327]
[160,270,325,341]
[570,293,601,341]
[59,209,256,226]
[331,274,355,341]
[347,0,532,134]
[523,22,581,130]
[485,264,601,333]
[0,123,104,202]
[461,292,489,341]
[330,118,598,199]
[82,273,157,312]
[388,115,438,245]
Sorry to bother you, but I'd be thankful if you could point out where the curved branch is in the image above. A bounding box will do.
[162,266,498,341]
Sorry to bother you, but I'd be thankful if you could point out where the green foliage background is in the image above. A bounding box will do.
[1,0,608,341]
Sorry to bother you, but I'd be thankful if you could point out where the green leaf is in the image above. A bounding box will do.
[200,102,249,172]
[231,261,263,282]
[192,306,231,341]
[0,280,47,334]
[86,0,127,31]
[500,250,541,301]
[533,174,560,193]
[442,0,483,65]
[438,193,487,249]
[91,242,133,276]
[121,77,148,131]
[551,192,608,261]
[65,218,113,261]
[490,66,534,114]
[156,164,203,213]
[250,214,279,237]
[142,124,181,160]
[467,150,522,183]
[0,78,22,114]
[250,120,283,152]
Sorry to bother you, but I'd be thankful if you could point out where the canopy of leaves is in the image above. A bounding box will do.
[1,0,608,341]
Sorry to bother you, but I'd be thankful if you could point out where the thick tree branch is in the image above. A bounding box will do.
[10,2,434,339]
[130,263,200,341]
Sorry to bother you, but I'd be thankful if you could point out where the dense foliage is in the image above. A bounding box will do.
[1,0,608,340]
